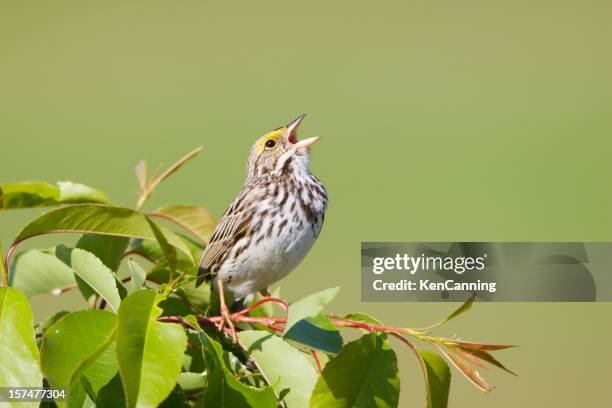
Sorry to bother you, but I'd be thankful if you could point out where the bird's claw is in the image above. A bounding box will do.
[215,278,237,344]
[218,304,237,344]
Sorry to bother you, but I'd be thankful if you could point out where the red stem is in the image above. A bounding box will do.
[3,244,17,286]
[234,297,289,316]
[156,306,423,366]
[156,313,426,389]
[311,349,323,373]
[188,313,413,337]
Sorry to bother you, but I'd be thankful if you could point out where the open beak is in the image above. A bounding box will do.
[286,113,320,149]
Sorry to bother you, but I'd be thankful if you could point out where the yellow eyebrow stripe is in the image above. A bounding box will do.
[256,128,286,153]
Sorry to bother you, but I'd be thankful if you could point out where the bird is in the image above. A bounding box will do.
[196,114,328,341]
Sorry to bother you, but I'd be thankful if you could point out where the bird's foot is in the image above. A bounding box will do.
[216,278,237,344]
[217,303,237,344]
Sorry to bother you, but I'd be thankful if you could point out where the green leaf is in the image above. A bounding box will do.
[339,313,383,331]
[183,331,206,373]
[96,374,126,408]
[76,234,129,272]
[284,287,339,334]
[40,310,116,387]
[9,248,75,297]
[175,279,211,312]
[56,246,96,304]
[129,233,201,273]
[57,181,110,205]
[81,376,97,402]
[420,351,451,408]
[419,294,476,333]
[158,386,188,408]
[284,314,343,354]
[40,310,117,408]
[128,239,165,264]
[36,310,70,339]
[177,372,207,395]
[0,288,43,408]
[158,295,192,317]
[248,287,281,319]
[70,249,122,313]
[127,258,147,291]
[116,290,187,408]
[198,331,277,407]
[12,204,193,262]
[239,330,318,408]
[443,294,475,322]
[310,333,400,408]
[0,181,109,210]
[283,288,341,353]
[149,205,217,243]
[146,217,178,274]
[68,341,119,408]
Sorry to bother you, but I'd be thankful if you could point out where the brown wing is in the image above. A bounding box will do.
[196,189,251,285]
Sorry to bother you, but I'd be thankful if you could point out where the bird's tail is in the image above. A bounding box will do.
[195,266,214,287]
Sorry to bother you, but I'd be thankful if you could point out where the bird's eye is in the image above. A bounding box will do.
[265,139,276,148]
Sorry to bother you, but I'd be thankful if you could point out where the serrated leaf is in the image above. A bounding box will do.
[40,310,117,408]
[116,290,187,408]
[150,205,216,243]
[198,331,277,407]
[76,234,129,272]
[0,288,43,408]
[284,287,339,334]
[420,351,451,408]
[310,333,400,408]
[239,330,317,408]
[9,248,75,297]
[0,181,109,210]
[70,249,122,313]
[11,204,193,262]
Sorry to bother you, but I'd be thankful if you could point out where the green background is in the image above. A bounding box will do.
[1,1,610,406]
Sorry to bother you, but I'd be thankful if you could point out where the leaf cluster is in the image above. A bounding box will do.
[0,148,514,407]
